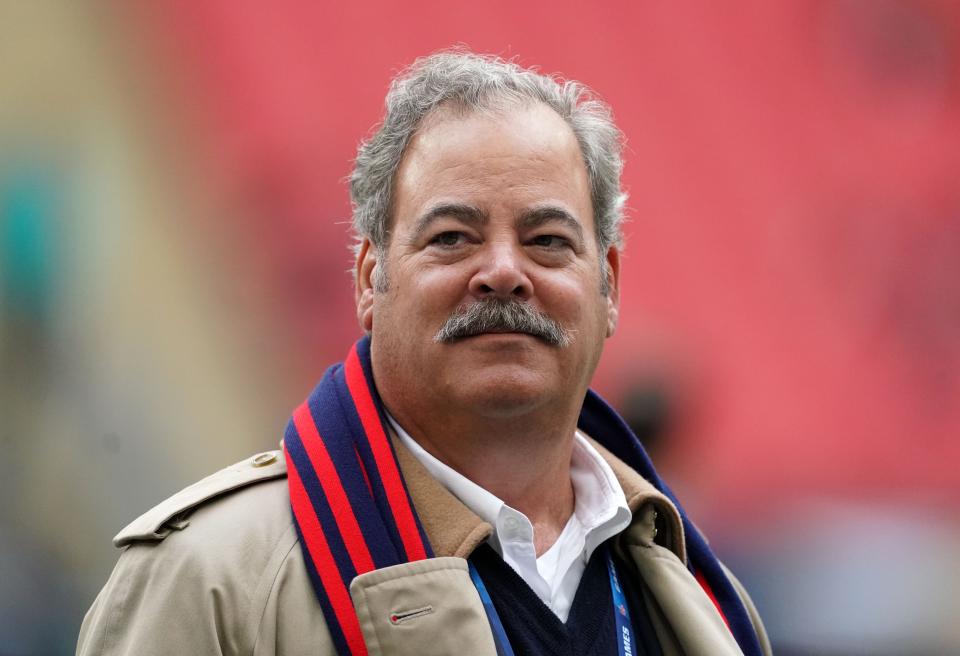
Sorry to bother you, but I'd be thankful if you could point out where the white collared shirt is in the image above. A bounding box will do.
[390,417,632,622]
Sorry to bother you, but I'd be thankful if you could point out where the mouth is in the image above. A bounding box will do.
[454,330,534,341]
[473,330,534,337]
[453,332,542,349]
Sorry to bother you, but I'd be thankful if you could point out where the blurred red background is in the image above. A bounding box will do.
[130,0,960,517]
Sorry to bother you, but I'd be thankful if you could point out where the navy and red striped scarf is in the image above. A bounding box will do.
[283,336,762,655]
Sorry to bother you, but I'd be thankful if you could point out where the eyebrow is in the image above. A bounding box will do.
[408,202,585,244]
[517,206,585,243]
[410,203,489,242]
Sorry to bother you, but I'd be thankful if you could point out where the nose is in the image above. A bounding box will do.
[468,241,533,300]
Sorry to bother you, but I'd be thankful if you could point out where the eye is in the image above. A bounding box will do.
[530,234,570,249]
[429,231,467,248]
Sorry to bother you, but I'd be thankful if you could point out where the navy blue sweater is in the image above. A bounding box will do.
[469,543,662,655]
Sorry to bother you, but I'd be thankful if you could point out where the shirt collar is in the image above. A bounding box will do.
[388,415,508,551]
[570,431,633,558]
[388,415,631,562]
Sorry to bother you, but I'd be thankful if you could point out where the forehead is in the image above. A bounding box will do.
[392,102,594,232]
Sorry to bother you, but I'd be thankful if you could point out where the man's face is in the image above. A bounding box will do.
[356,102,620,423]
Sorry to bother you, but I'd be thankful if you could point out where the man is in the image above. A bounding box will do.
[78,51,771,655]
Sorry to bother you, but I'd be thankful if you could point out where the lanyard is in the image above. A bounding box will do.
[468,546,636,656]
[606,549,637,656]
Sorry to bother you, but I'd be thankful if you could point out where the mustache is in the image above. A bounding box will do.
[433,298,571,347]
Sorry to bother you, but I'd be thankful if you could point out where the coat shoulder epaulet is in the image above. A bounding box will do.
[113,450,288,547]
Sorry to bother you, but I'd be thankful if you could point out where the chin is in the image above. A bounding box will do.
[453,369,553,418]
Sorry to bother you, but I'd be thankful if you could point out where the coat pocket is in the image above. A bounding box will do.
[350,557,498,656]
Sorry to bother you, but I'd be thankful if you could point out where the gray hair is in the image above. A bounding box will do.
[350,49,627,288]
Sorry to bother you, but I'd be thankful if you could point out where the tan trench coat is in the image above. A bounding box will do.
[77,438,771,656]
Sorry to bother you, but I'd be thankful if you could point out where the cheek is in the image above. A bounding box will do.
[376,269,463,340]
[544,274,606,321]
[404,265,472,309]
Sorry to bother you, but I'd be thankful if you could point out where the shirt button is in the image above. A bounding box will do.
[502,516,525,540]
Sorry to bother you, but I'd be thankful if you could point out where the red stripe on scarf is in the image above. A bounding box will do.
[293,402,375,574]
[285,450,369,655]
[355,446,374,496]
[345,345,429,561]
[695,569,731,629]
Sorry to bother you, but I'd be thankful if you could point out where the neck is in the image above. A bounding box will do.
[390,405,579,556]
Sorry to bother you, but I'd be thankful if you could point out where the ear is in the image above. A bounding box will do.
[355,238,378,332]
[604,246,621,338]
